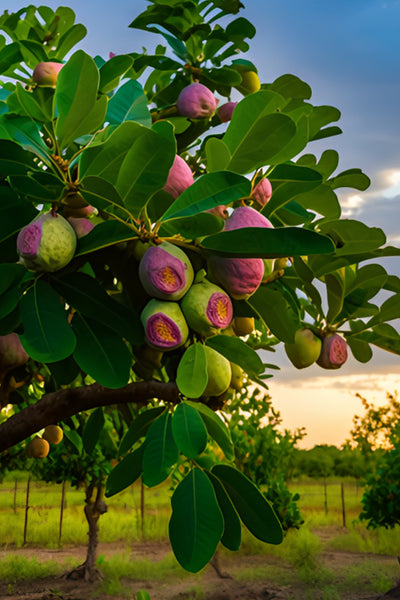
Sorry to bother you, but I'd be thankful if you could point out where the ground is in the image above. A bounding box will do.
[0,530,399,600]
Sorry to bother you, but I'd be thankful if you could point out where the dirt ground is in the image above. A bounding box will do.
[0,530,399,600]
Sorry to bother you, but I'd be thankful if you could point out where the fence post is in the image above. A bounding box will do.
[13,479,17,513]
[58,480,66,547]
[323,477,328,516]
[23,477,30,545]
[341,482,346,528]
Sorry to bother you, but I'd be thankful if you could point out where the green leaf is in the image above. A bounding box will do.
[346,335,373,363]
[106,79,151,127]
[265,74,312,100]
[200,227,335,258]
[0,187,38,246]
[212,464,283,544]
[99,54,133,94]
[329,168,371,191]
[142,411,178,487]
[172,402,208,459]
[105,445,144,497]
[75,220,138,257]
[79,177,129,223]
[55,50,106,151]
[136,591,151,600]
[367,294,400,328]
[9,172,66,204]
[63,428,83,454]
[14,83,50,122]
[19,279,77,363]
[265,164,323,218]
[294,184,341,220]
[118,406,166,456]
[176,343,208,398]
[207,470,241,551]
[158,212,224,239]
[0,264,26,296]
[0,42,23,75]
[53,24,87,60]
[205,137,231,172]
[185,400,234,461]
[82,407,105,454]
[0,116,52,165]
[325,272,345,322]
[71,313,132,389]
[47,355,80,386]
[169,468,224,573]
[222,91,296,173]
[0,139,35,175]
[248,285,300,343]
[52,271,144,346]
[308,105,341,139]
[317,220,386,255]
[162,171,251,220]
[206,335,264,378]
[0,284,21,319]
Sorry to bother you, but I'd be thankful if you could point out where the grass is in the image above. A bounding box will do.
[0,554,66,583]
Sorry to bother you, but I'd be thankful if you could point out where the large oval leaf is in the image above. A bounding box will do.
[172,402,208,459]
[212,464,283,545]
[82,407,105,454]
[142,411,178,487]
[169,468,224,572]
[207,470,241,551]
[185,400,234,461]
[105,445,144,497]
[71,312,132,388]
[20,279,77,363]
[118,406,166,456]
[206,335,264,379]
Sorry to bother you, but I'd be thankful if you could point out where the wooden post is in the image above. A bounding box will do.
[341,482,346,528]
[13,480,17,513]
[23,477,30,545]
[323,477,328,516]
[58,480,66,547]
[141,479,145,540]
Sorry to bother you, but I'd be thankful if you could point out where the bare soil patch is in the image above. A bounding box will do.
[0,531,398,600]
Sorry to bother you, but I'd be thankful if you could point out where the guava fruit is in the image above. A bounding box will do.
[252,178,272,207]
[317,333,348,369]
[207,206,273,300]
[261,258,275,283]
[232,317,255,337]
[17,211,77,272]
[63,204,94,219]
[42,424,63,445]
[203,345,232,397]
[239,70,261,93]
[180,278,233,338]
[284,328,322,369]
[206,205,228,219]
[139,241,194,301]
[26,436,50,458]
[176,82,218,119]
[32,61,63,87]
[164,155,194,199]
[67,217,94,238]
[0,333,29,376]
[230,362,244,391]
[217,101,237,123]
[141,299,189,351]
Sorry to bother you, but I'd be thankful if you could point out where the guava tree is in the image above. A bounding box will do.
[0,0,400,576]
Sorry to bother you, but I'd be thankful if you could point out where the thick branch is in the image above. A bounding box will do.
[0,380,180,452]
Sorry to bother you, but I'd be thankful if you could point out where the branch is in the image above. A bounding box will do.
[0,380,180,452]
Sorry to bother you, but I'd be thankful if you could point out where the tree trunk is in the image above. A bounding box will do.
[65,484,107,582]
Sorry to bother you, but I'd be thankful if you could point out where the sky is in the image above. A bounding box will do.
[2,0,400,447]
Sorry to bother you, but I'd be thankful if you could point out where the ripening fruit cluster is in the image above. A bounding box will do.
[284,328,348,371]
[26,425,64,459]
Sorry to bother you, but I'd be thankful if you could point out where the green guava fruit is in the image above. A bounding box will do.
[180,278,233,338]
[17,211,77,272]
[140,299,189,351]
[232,317,255,337]
[203,345,232,397]
[284,328,322,369]
[230,362,244,391]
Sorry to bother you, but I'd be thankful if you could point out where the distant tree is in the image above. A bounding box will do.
[350,391,400,453]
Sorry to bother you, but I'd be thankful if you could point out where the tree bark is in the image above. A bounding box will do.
[0,380,180,452]
[83,484,107,582]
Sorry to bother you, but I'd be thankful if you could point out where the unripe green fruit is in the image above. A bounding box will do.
[42,425,63,445]
[32,61,63,87]
[232,317,255,337]
[230,362,244,391]
[239,70,261,93]
[284,328,322,369]
[17,211,77,272]
[180,278,233,338]
[203,345,232,397]
[139,241,194,301]
[27,436,50,458]
[141,299,189,351]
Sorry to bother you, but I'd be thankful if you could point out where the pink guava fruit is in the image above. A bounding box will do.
[176,82,218,119]
[140,299,189,351]
[217,101,238,123]
[17,211,77,272]
[284,328,322,369]
[0,333,29,376]
[164,155,194,199]
[32,61,63,87]
[180,278,233,338]
[139,241,194,301]
[63,204,94,219]
[206,205,228,219]
[252,178,273,207]
[207,206,273,300]
[67,217,94,238]
[317,333,348,369]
